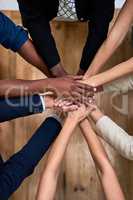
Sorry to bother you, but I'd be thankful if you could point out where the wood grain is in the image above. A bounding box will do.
[0,10,133,200]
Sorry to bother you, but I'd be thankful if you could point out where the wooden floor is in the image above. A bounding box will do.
[0,11,133,200]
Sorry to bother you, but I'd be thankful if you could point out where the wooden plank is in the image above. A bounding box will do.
[0,10,133,200]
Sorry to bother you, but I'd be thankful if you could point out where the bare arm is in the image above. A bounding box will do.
[0,79,50,97]
[84,0,133,78]
[80,57,133,87]
[37,116,77,200]
[0,76,89,97]
[37,105,93,200]
[18,39,51,77]
[80,119,125,200]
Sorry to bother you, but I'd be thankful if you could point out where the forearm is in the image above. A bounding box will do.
[79,119,125,200]
[0,117,61,200]
[37,117,77,200]
[80,119,111,172]
[81,57,133,87]
[84,0,133,78]
[103,74,133,93]
[0,94,44,123]
[0,79,51,97]
[18,39,51,77]
[95,115,133,160]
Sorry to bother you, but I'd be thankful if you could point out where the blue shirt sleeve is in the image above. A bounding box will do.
[0,12,29,52]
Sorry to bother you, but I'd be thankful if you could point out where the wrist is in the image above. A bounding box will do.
[67,115,79,126]
[44,96,54,109]
[93,85,103,93]
[90,108,104,123]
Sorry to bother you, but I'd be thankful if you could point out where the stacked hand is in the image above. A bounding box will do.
[46,76,96,99]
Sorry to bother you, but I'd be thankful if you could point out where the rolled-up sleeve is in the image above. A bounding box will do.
[0,12,28,52]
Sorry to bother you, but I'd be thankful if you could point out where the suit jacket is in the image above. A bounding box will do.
[18,0,114,21]
[17,0,115,71]
[0,95,61,200]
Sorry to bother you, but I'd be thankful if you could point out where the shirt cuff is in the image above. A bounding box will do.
[47,114,62,125]
[96,115,109,129]
[39,95,46,111]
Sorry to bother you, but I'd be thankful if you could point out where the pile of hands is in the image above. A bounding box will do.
[45,74,98,123]
[54,97,97,123]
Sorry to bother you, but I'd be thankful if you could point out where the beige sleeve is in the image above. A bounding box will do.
[103,75,133,93]
[96,116,133,160]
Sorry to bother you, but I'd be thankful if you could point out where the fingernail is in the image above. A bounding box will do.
[93,87,97,92]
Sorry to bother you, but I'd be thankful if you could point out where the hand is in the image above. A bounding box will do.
[47,76,93,97]
[68,104,96,123]
[85,97,98,110]
[54,97,79,112]
[45,95,54,109]
[77,79,103,94]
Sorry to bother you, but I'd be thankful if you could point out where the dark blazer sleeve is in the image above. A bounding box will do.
[0,95,43,123]
[0,117,61,200]
[80,7,115,72]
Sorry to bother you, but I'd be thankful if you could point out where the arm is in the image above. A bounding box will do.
[0,94,43,122]
[103,74,133,93]
[18,3,65,77]
[37,116,77,200]
[0,79,50,97]
[80,6,114,73]
[0,76,89,97]
[0,93,55,123]
[0,117,62,200]
[79,119,125,200]
[80,57,133,88]
[84,0,133,78]
[18,39,51,77]
[89,107,133,160]
[37,105,93,200]
[0,12,50,77]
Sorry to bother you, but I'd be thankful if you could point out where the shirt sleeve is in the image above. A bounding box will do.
[0,12,29,52]
[0,117,61,200]
[103,75,133,94]
[96,116,133,160]
[0,94,44,123]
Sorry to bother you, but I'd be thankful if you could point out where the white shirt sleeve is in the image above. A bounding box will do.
[39,95,62,125]
[103,75,133,93]
[96,116,133,160]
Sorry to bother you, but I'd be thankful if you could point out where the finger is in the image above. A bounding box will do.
[72,85,93,97]
[59,101,73,108]
[70,91,82,103]
[54,98,63,106]
[72,75,83,80]
[63,105,78,112]
[76,83,95,93]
